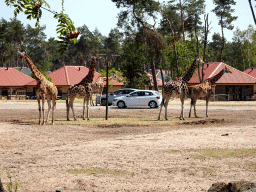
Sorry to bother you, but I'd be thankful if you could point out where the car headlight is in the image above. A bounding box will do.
[113,99,117,102]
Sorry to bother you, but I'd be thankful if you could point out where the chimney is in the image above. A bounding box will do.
[78,67,80,71]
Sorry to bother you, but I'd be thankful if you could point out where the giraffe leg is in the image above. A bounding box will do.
[164,98,170,120]
[42,97,45,125]
[206,95,210,117]
[70,98,76,121]
[37,97,41,125]
[45,98,51,125]
[66,98,69,121]
[52,97,56,125]
[158,97,166,120]
[86,98,90,120]
[179,96,185,120]
[83,97,86,120]
[157,100,163,120]
[189,98,193,118]
[193,97,198,118]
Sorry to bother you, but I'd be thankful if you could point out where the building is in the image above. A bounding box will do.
[188,62,256,101]
[243,68,256,98]
[0,67,35,100]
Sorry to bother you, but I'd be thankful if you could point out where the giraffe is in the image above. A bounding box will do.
[66,56,100,121]
[16,51,58,125]
[90,76,105,106]
[158,56,204,120]
[189,66,232,118]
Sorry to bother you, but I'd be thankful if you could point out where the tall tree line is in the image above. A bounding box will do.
[1,0,256,88]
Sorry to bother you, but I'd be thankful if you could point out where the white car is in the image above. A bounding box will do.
[96,88,138,106]
[112,90,162,108]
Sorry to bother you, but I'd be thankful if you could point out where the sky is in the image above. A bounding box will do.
[0,0,255,42]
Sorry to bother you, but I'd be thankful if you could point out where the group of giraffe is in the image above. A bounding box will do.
[158,56,232,120]
[16,50,231,125]
[16,50,101,125]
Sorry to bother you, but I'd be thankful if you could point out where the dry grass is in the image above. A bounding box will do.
[67,168,134,176]
[163,148,256,159]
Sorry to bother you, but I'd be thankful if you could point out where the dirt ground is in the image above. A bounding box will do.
[0,99,256,192]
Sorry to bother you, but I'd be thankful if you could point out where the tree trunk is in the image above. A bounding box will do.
[195,14,202,83]
[219,13,225,62]
[151,57,158,91]
[181,9,185,42]
[174,42,180,77]
[248,0,256,25]
[203,14,210,82]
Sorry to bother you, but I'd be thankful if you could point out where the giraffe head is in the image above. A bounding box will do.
[195,56,204,65]
[223,66,232,74]
[16,51,26,61]
[91,54,102,62]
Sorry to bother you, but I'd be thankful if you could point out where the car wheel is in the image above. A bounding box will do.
[117,101,126,108]
[101,99,106,106]
[149,101,157,108]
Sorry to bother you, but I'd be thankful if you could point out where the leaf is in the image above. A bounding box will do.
[73,38,78,43]
[27,14,32,20]
[24,9,31,14]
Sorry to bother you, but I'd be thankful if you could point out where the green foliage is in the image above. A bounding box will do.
[212,0,237,30]
[99,68,117,77]
[1,170,19,192]
[112,0,160,35]
[30,72,52,82]
[119,39,150,88]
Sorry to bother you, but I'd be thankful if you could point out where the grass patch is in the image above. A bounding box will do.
[21,117,182,128]
[193,148,256,158]
[67,168,134,176]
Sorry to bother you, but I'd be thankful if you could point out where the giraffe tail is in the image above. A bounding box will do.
[66,95,68,109]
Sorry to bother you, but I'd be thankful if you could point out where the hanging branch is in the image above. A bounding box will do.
[5,0,80,54]
[248,0,256,25]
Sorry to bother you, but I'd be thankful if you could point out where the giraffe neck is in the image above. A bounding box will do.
[24,54,45,81]
[79,58,96,85]
[182,58,197,83]
[209,69,225,84]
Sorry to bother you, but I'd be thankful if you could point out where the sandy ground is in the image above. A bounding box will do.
[0,99,256,192]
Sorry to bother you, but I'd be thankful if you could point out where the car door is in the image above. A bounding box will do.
[136,91,147,106]
[125,91,139,106]
[143,91,153,105]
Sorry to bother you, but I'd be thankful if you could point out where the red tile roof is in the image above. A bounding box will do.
[26,66,123,86]
[243,68,256,78]
[188,62,256,84]
[0,67,35,87]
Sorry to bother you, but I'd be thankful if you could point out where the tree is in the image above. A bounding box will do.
[119,39,150,89]
[212,0,237,62]
[112,0,162,91]
[112,0,160,35]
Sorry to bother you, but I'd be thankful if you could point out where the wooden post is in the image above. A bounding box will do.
[106,61,109,120]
